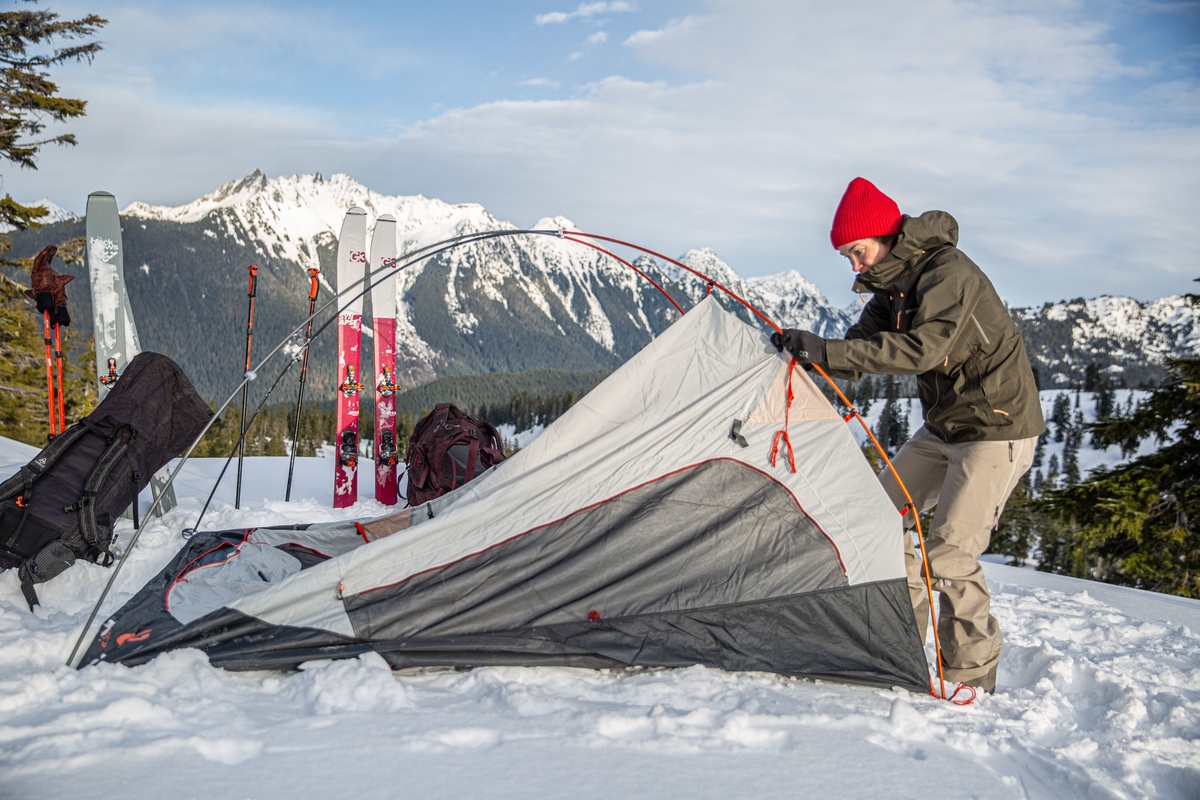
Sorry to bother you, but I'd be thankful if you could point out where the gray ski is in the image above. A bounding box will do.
[85,191,176,515]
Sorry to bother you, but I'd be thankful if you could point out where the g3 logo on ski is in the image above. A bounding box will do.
[350,251,367,263]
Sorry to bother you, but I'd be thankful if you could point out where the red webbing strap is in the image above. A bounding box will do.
[768,357,798,473]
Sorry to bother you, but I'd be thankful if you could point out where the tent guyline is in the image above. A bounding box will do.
[68,225,956,702]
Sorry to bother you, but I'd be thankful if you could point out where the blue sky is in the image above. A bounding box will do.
[5,0,1199,306]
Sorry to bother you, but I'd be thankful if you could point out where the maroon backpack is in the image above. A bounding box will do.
[404,403,506,506]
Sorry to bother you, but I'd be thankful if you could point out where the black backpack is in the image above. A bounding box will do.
[0,352,212,609]
[405,403,506,507]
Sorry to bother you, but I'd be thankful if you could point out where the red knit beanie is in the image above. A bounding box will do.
[829,177,903,249]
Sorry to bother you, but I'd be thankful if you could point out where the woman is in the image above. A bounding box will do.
[775,178,1045,693]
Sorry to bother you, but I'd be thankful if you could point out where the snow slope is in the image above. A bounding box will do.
[0,435,1197,799]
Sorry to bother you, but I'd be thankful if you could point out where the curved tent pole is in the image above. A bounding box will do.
[561,230,949,700]
[68,225,950,700]
[185,354,302,536]
[65,228,563,668]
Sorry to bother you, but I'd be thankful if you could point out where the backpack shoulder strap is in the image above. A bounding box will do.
[65,421,135,563]
[0,422,91,503]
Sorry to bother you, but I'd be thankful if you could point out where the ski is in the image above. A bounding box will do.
[369,214,400,505]
[333,207,368,508]
[85,191,176,515]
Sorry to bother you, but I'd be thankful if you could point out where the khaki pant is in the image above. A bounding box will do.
[878,426,1036,686]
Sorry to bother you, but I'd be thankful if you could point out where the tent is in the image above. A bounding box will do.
[81,297,929,692]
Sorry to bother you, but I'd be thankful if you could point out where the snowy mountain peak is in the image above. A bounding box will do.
[532,215,579,232]
[120,171,505,274]
[0,198,79,232]
[749,270,833,308]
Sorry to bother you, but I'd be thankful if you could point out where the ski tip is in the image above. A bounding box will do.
[377,214,396,222]
[347,207,367,216]
[87,190,116,200]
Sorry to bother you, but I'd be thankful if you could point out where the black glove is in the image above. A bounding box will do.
[774,329,827,366]
[30,291,55,314]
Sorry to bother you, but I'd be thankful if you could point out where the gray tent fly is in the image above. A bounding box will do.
[80,298,929,692]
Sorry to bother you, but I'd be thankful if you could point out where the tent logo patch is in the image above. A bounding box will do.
[116,629,151,647]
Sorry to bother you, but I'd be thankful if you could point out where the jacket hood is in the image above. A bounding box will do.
[852,210,959,293]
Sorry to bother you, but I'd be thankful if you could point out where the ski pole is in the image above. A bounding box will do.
[53,321,66,433]
[235,264,259,509]
[187,354,298,535]
[285,268,320,501]
[41,310,57,440]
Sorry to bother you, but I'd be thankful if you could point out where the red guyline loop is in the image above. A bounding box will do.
[769,357,798,473]
[945,682,977,706]
[555,229,950,701]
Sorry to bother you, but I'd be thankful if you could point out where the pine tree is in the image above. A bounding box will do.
[0,5,105,443]
[874,377,908,456]
[1051,393,1070,443]
[1046,453,1060,489]
[1032,431,1047,469]
[1062,411,1083,486]
[1038,284,1200,597]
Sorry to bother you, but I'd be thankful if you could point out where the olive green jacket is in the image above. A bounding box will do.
[824,211,1046,444]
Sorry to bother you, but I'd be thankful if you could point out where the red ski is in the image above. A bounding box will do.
[369,214,400,505]
[334,207,368,508]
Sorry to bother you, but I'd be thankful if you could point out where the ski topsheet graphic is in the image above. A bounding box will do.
[369,215,399,505]
[334,207,368,508]
[85,191,176,515]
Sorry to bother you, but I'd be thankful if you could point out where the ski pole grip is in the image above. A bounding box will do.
[247,264,259,296]
[308,268,320,300]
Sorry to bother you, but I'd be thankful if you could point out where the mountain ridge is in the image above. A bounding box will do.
[7,170,1196,406]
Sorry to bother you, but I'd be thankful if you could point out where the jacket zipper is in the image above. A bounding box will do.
[970,314,990,345]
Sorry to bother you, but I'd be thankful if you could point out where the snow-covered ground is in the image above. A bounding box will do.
[1,434,1198,799]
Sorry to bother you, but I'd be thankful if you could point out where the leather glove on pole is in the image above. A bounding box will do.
[24,245,74,324]
[770,328,827,367]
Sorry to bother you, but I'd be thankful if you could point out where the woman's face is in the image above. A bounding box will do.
[837,238,891,274]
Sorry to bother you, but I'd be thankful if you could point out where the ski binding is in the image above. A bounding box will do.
[339,430,358,468]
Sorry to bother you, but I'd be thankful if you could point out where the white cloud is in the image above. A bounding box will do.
[535,2,634,26]
[520,78,560,88]
[625,16,699,47]
[586,31,609,45]
[10,0,1198,307]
